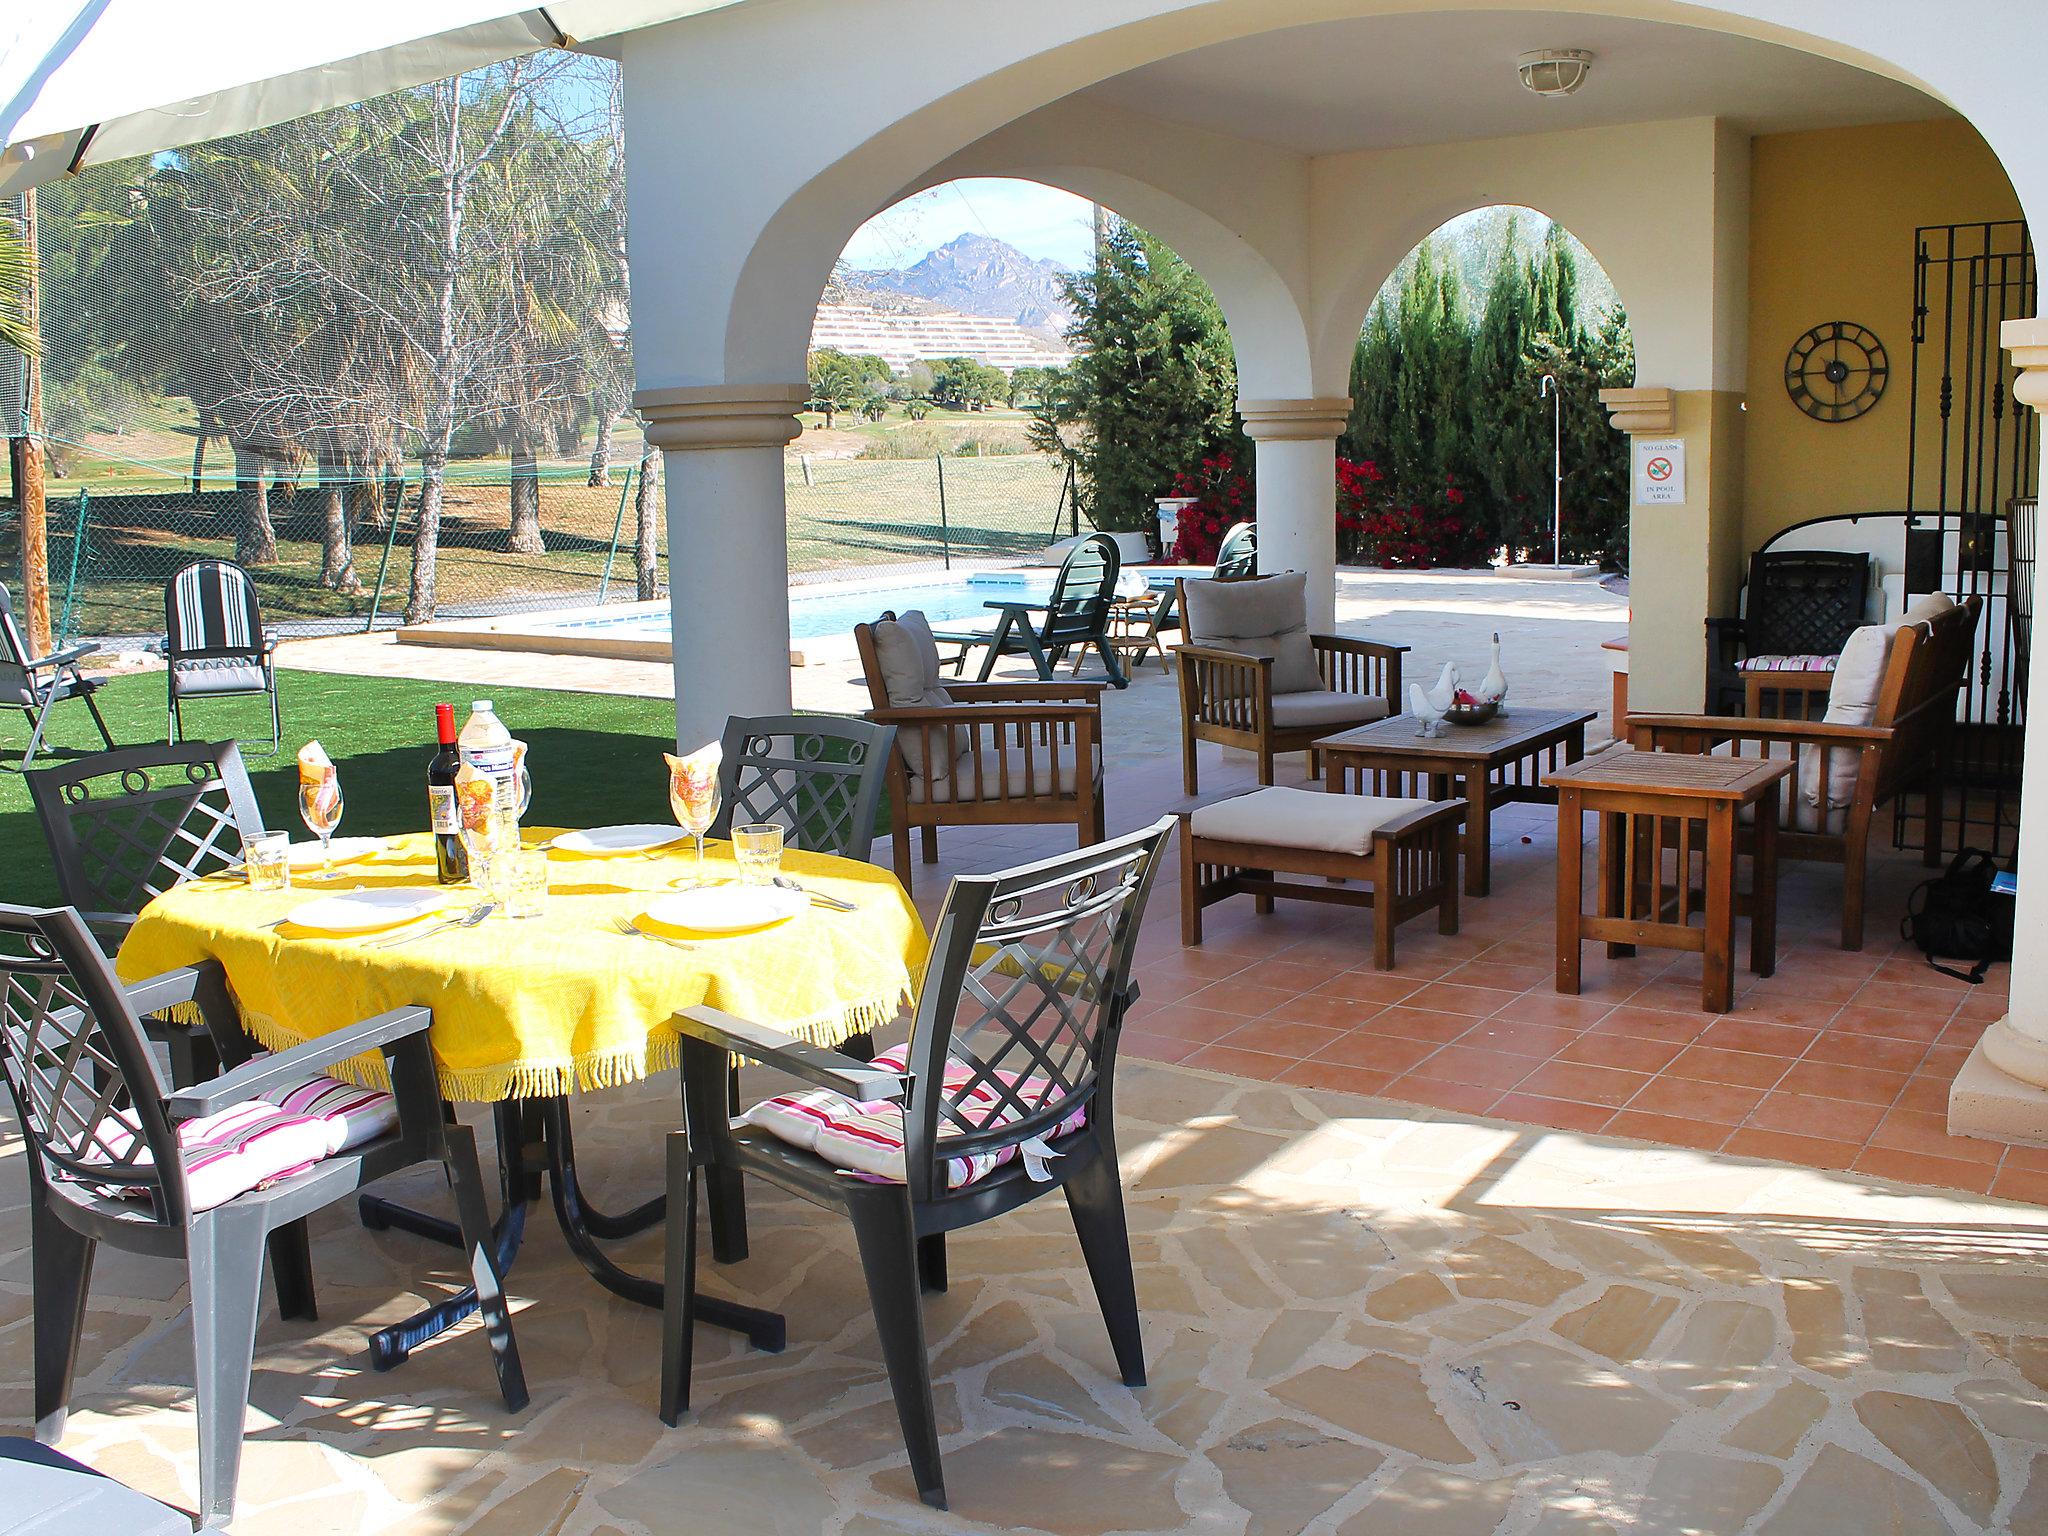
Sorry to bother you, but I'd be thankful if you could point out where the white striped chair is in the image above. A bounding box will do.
[161,560,281,751]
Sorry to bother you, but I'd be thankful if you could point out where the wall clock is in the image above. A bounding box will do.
[1784,321,1888,422]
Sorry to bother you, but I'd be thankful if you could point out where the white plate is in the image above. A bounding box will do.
[551,824,687,856]
[642,884,805,935]
[287,837,384,868]
[285,889,454,934]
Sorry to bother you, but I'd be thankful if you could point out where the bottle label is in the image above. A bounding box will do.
[429,784,459,834]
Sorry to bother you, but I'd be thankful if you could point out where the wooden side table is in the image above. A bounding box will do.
[1546,748,1794,1014]
[1317,708,1595,898]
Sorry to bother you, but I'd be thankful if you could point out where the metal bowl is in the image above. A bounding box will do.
[1442,700,1501,727]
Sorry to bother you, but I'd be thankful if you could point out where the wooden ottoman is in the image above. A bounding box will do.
[1178,786,1465,970]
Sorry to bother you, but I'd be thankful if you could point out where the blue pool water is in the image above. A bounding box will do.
[551,569,1175,644]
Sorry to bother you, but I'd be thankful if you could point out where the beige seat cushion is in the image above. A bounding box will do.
[1271,690,1391,731]
[1796,621,1892,819]
[870,610,962,776]
[907,743,1081,804]
[1190,785,1437,856]
[1183,572,1322,694]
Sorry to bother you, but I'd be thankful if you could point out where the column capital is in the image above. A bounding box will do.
[632,382,807,450]
[1238,397,1351,441]
[1598,386,1677,434]
[2002,318,2048,411]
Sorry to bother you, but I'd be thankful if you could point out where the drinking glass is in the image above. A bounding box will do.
[732,823,784,887]
[243,831,291,893]
[502,849,548,919]
[296,785,345,880]
[669,774,721,889]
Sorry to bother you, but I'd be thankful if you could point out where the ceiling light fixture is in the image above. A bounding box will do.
[1518,49,1595,97]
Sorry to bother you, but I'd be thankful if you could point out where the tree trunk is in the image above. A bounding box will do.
[232,443,277,566]
[822,404,835,429]
[406,450,445,623]
[634,439,661,602]
[318,483,360,592]
[508,435,543,554]
[589,410,615,487]
[348,475,385,534]
[190,407,213,496]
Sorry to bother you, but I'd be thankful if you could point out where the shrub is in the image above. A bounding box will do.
[1163,452,1252,566]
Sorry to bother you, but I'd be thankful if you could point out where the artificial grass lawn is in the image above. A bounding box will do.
[2,670,683,907]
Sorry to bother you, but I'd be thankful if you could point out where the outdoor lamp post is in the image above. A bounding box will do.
[1539,372,1562,566]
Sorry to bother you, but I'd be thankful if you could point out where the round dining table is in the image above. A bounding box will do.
[118,827,929,1369]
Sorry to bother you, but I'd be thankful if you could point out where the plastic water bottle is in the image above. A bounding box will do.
[457,700,520,845]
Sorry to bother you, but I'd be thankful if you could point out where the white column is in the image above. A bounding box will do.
[1951,320,2048,1142]
[632,383,805,752]
[1240,397,1348,630]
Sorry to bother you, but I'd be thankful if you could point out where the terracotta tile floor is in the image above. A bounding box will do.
[901,707,2024,1204]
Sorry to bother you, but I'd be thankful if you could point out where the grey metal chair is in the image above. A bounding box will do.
[1,583,114,770]
[161,559,282,752]
[662,816,1175,1509]
[706,713,896,862]
[933,532,1131,687]
[1214,519,1258,579]
[28,740,265,950]
[0,903,526,1529]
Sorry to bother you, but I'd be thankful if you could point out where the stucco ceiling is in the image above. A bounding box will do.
[1083,10,1948,156]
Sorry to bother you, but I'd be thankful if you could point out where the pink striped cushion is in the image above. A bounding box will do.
[1737,653,1839,672]
[89,1100,334,1211]
[743,1043,1087,1189]
[254,1063,399,1154]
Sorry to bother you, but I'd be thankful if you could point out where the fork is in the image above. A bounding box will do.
[611,915,700,952]
[773,876,857,912]
[372,902,493,949]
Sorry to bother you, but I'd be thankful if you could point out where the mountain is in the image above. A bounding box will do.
[852,233,1075,333]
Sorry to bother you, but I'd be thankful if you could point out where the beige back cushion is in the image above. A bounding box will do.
[1183,572,1321,694]
[869,610,960,776]
[1798,621,1893,815]
[1900,590,1957,626]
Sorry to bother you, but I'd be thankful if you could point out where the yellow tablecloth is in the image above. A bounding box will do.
[117,830,928,1102]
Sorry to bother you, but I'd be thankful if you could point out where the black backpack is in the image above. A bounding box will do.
[1901,849,2014,984]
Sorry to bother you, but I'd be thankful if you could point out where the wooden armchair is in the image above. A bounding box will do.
[854,611,1105,889]
[1174,572,1404,792]
[1629,594,1979,949]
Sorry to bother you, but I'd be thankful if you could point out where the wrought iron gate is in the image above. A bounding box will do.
[1907,220,2037,853]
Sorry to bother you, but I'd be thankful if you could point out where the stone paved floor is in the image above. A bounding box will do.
[12,1059,2048,1534]
[20,564,2044,1531]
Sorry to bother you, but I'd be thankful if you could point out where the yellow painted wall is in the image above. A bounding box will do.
[1743,118,2022,551]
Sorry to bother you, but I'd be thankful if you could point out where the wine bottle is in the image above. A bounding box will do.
[428,702,468,884]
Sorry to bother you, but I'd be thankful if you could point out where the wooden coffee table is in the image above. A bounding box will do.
[1317,707,1596,897]
[1546,747,1794,1014]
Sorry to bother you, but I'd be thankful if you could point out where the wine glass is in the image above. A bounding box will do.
[297,782,345,880]
[667,757,721,888]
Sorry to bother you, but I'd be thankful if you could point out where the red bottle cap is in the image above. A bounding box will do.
[435,702,457,742]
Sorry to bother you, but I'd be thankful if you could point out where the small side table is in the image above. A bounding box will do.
[1546,748,1793,1013]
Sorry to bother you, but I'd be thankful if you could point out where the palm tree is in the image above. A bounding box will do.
[0,218,35,357]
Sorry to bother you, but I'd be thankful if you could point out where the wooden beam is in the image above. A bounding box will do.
[7,187,50,655]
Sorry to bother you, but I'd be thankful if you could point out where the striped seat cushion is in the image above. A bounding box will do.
[743,1043,1087,1189]
[254,1065,399,1155]
[1736,653,1840,672]
[87,1100,334,1212]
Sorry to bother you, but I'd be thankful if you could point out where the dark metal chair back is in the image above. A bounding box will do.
[1745,550,1871,658]
[29,742,265,918]
[707,714,896,861]
[1214,521,1258,579]
[0,904,187,1225]
[1040,533,1121,650]
[165,559,265,664]
[898,818,1172,1205]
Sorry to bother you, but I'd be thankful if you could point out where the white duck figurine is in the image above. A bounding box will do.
[1422,661,1461,717]
[1479,631,1509,714]
[1408,682,1447,738]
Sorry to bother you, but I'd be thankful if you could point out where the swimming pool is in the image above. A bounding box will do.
[396,565,1193,663]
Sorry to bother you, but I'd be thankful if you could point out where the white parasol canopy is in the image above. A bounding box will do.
[0,1,738,195]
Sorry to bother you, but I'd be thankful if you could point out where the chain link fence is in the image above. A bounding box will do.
[2,448,1080,645]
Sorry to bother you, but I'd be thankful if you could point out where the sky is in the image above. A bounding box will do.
[840,179,1097,271]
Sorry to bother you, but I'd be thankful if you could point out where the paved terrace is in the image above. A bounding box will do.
[22,567,2038,1534]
